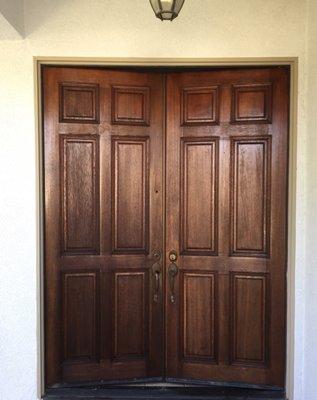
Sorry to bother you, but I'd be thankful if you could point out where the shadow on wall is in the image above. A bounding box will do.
[0,12,22,39]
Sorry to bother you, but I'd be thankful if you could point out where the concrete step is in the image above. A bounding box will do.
[45,386,286,399]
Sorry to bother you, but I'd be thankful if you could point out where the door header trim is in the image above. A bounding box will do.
[34,56,297,66]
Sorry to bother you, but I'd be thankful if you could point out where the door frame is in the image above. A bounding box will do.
[34,57,298,399]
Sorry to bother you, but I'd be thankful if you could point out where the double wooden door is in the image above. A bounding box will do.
[43,66,288,389]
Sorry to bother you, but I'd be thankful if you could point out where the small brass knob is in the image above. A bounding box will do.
[169,250,178,262]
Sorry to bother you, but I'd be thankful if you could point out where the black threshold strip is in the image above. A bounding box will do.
[44,386,286,400]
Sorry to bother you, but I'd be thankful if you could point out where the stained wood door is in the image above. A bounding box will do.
[43,67,165,385]
[165,67,288,388]
[44,66,289,389]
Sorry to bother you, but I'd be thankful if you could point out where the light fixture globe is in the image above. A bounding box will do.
[150,0,185,21]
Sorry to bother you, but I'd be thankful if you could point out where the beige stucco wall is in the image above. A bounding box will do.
[0,1,313,399]
[304,0,317,399]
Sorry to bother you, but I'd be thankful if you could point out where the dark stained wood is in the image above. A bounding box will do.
[181,86,219,125]
[165,67,289,388]
[180,137,218,255]
[112,271,148,360]
[180,272,217,363]
[43,67,164,385]
[44,66,289,390]
[230,273,269,366]
[230,136,271,257]
[111,86,150,126]
[231,83,272,124]
[111,136,149,253]
[59,82,100,124]
[62,271,100,363]
[60,134,100,255]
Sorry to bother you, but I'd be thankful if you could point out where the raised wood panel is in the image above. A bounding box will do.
[113,271,147,360]
[231,83,272,124]
[230,273,269,367]
[181,272,217,363]
[180,138,218,255]
[60,135,100,255]
[230,137,271,257]
[181,86,219,125]
[59,82,100,123]
[112,136,149,254]
[111,85,150,126]
[62,271,100,363]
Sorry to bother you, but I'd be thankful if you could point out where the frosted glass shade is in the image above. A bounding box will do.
[150,0,185,21]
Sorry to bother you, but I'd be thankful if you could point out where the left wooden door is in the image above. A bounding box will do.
[43,67,165,386]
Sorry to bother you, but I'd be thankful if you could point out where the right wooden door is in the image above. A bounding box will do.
[165,67,289,387]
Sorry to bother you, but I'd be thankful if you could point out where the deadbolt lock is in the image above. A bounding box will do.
[169,250,178,262]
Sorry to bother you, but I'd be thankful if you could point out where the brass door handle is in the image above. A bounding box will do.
[168,250,179,304]
[151,250,162,302]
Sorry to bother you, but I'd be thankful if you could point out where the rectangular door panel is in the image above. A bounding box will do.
[230,273,269,366]
[59,82,100,124]
[181,272,217,363]
[111,85,150,126]
[113,271,148,360]
[62,271,100,363]
[112,137,149,254]
[60,135,100,255]
[180,138,219,255]
[230,137,271,257]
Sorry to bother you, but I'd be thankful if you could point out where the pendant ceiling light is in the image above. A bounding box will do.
[150,0,185,21]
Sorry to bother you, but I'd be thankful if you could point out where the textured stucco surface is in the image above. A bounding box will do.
[304,0,317,399]
[0,1,314,399]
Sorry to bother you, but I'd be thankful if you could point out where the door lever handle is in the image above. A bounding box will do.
[151,250,162,302]
[168,250,179,304]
